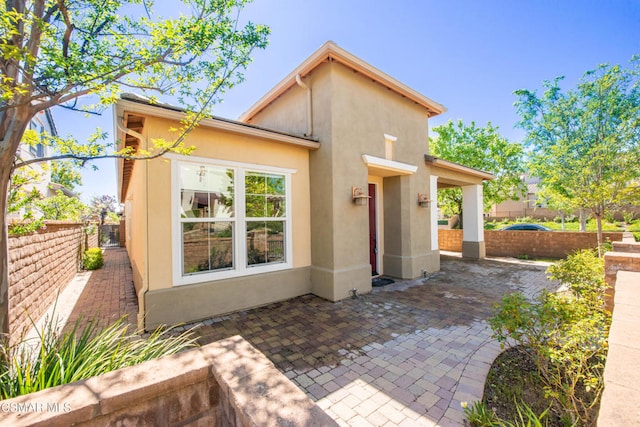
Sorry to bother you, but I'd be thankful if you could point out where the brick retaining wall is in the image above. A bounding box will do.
[597,237,640,426]
[439,229,624,259]
[0,336,336,427]
[8,222,99,339]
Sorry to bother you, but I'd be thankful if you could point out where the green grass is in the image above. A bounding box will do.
[0,316,197,399]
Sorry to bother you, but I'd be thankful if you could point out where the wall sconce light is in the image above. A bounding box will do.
[352,187,371,206]
[418,193,431,208]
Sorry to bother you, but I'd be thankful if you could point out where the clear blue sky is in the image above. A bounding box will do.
[54,0,640,202]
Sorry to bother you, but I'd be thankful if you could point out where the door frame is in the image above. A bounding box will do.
[368,182,381,276]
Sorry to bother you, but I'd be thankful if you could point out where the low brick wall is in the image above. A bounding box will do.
[8,221,99,339]
[438,229,625,259]
[0,336,337,427]
[598,238,640,426]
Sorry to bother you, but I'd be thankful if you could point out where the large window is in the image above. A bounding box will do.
[175,159,291,285]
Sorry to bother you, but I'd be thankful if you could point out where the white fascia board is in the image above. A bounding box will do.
[362,154,417,176]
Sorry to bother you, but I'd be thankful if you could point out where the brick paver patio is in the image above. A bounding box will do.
[58,250,557,426]
[188,256,558,426]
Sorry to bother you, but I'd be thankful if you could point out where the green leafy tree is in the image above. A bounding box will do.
[36,190,86,221]
[50,160,82,191]
[430,120,526,224]
[515,57,640,252]
[0,0,269,335]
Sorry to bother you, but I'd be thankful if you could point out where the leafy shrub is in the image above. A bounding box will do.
[489,249,610,426]
[547,249,605,306]
[0,317,197,399]
[485,221,498,230]
[83,248,104,270]
[622,211,636,224]
[604,211,616,224]
[515,217,534,223]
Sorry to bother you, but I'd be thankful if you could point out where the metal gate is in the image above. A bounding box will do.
[100,224,120,248]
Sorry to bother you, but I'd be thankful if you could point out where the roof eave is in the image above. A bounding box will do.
[239,41,447,122]
[424,155,495,181]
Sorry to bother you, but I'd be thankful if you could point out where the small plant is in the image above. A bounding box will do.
[509,401,550,427]
[463,401,499,426]
[0,316,197,399]
[83,247,104,270]
[464,400,549,427]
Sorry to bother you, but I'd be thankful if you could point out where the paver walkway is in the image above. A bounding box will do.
[50,248,138,334]
[188,256,558,426]
[52,250,557,426]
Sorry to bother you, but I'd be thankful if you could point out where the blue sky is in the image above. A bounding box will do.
[55,0,640,202]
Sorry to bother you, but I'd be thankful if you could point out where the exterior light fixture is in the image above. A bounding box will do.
[418,193,431,208]
[352,187,370,206]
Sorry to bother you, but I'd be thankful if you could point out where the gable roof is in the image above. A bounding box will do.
[239,41,447,122]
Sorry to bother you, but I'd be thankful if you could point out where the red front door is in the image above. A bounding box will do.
[368,184,378,275]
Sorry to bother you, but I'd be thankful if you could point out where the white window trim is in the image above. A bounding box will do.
[171,156,295,286]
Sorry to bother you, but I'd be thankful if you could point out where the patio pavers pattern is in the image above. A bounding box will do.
[191,257,558,426]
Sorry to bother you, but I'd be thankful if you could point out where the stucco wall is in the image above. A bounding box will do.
[8,222,98,339]
[121,112,314,329]
[249,60,439,302]
[438,229,625,259]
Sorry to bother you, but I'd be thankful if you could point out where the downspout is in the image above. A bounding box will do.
[116,117,146,144]
[116,116,148,333]
[295,74,313,137]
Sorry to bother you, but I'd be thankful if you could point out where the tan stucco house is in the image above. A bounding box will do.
[115,41,493,330]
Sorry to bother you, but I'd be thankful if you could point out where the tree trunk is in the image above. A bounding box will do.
[560,210,566,230]
[0,175,10,338]
[579,209,587,232]
[0,151,14,337]
[0,107,32,336]
[595,214,604,257]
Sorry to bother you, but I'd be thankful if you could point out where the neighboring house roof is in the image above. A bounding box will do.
[43,109,58,137]
[239,41,447,123]
[48,182,76,198]
[114,94,321,202]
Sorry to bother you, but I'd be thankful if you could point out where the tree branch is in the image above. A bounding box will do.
[57,0,74,61]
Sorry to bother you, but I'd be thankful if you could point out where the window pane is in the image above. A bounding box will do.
[245,172,286,218]
[267,175,285,195]
[246,221,285,266]
[245,195,266,218]
[182,222,233,275]
[267,196,285,217]
[180,164,233,218]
